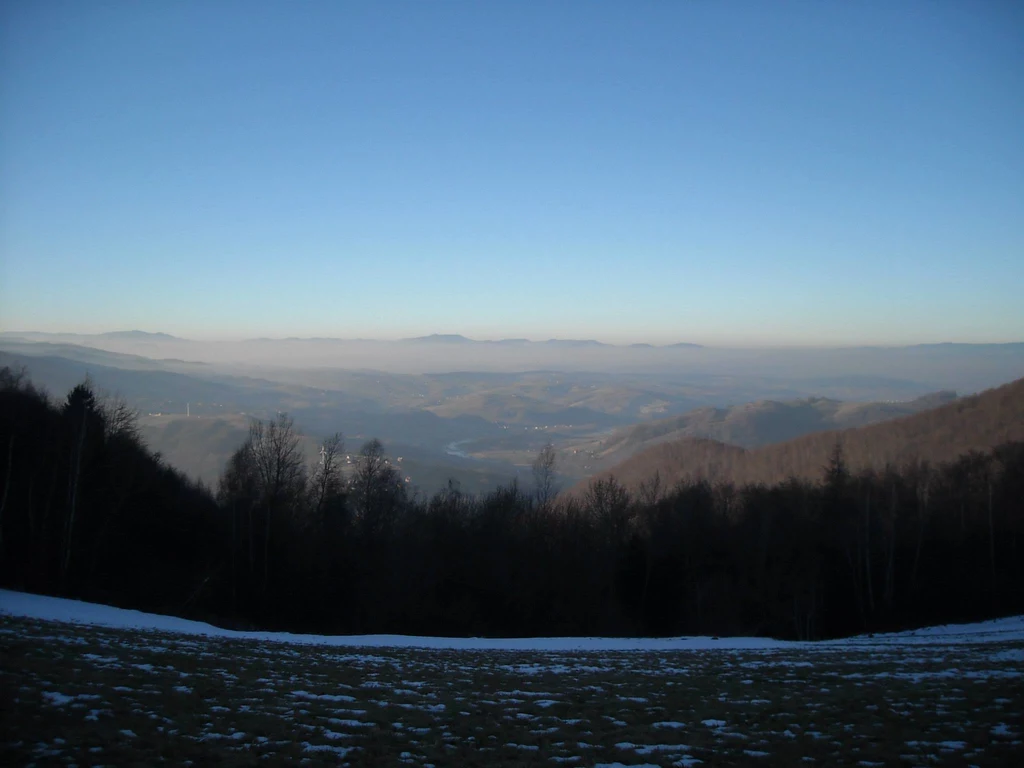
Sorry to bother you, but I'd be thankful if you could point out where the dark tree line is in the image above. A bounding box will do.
[1,369,1022,640]
[0,368,219,613]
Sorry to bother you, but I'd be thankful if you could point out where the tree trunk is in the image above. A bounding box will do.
[88,464,136,591]
[26,474,36,583]
[61,408,88,592]
[640,542,653,614]
[0,434,13,563]
[988,479,996,605]
[231,500,237,614]
[864,492,874,616]
[884,484,897,609]
[885,525,896,609]
[844,544,866,629]
[42,460,58,588]
[247,503,255,578]
[263,501,272,596]
[806,578,817,640]
[910,482,928,595]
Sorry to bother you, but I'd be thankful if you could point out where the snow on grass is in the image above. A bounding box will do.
[617,742,694,755]
[989,648,1024,662]
[302,742,357,757]
[5,588,1022,650]
[3,588,1023,766]
[41,691,74,705]
[324,719,371,729]
[289,689,356,702]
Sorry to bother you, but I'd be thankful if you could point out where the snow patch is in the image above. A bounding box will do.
[3,588,1023,651]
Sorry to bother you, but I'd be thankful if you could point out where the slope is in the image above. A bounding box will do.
[581,376,1024,491]
[587,390,959,461]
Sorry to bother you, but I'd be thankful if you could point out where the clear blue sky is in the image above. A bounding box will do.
[1,0,1022,345]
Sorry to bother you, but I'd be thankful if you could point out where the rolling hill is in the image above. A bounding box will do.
[578,376,1024,492]
[581,390,960,462]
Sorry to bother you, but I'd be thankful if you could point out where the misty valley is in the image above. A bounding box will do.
[2,332,1020,495]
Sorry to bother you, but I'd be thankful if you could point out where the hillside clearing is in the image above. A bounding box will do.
[2,595,1022,766]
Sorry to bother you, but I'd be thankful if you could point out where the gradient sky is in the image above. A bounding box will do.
[1,1,1022,345]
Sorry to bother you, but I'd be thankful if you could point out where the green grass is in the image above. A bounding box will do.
[1,615,1021,766]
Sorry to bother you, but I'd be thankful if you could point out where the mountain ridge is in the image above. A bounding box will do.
[578,376,1024,492]
[585,390,961,461]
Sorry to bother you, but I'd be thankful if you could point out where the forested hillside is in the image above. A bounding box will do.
[584,377,1024,491]
[0,368,218,611]
[589,390,959,461]
[1,368,1021,641]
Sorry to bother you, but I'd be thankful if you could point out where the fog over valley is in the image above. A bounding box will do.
[2,331,1021,491]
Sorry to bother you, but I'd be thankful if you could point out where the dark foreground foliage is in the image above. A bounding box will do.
[1,368,1022,640]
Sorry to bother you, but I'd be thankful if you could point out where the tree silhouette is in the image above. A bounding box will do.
[532,441,559,506]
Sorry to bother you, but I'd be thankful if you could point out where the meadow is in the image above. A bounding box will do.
[2,595,1021,766]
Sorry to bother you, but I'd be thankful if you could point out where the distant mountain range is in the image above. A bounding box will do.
[2,330,703,348]
[7,331,1024,353]
[391,335,704,348]
[99,330,181,341]
[362,334,708,348]
[1,330,185,342]
[398,334,698,348]
[578,377,1024,492]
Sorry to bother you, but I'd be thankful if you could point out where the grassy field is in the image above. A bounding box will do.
[2,614,1021,766]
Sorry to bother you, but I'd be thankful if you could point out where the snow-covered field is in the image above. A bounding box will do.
[2,590,1022,766]
[4,589,1024,651]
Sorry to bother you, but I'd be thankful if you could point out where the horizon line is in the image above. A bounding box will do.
[2,328,1024,350]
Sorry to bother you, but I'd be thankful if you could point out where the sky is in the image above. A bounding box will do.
[1,1,1022,346]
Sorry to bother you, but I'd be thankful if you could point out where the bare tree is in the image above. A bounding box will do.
[0,366,28,391]
[637,470,664,507]
[100,393,140,443]
[532,441,559,506]
[585,476,632,536]
[309,432,345,520]
[351,439,403,537]
[248,414,306,593]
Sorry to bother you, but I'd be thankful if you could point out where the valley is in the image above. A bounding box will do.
[3,335,1022,493]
